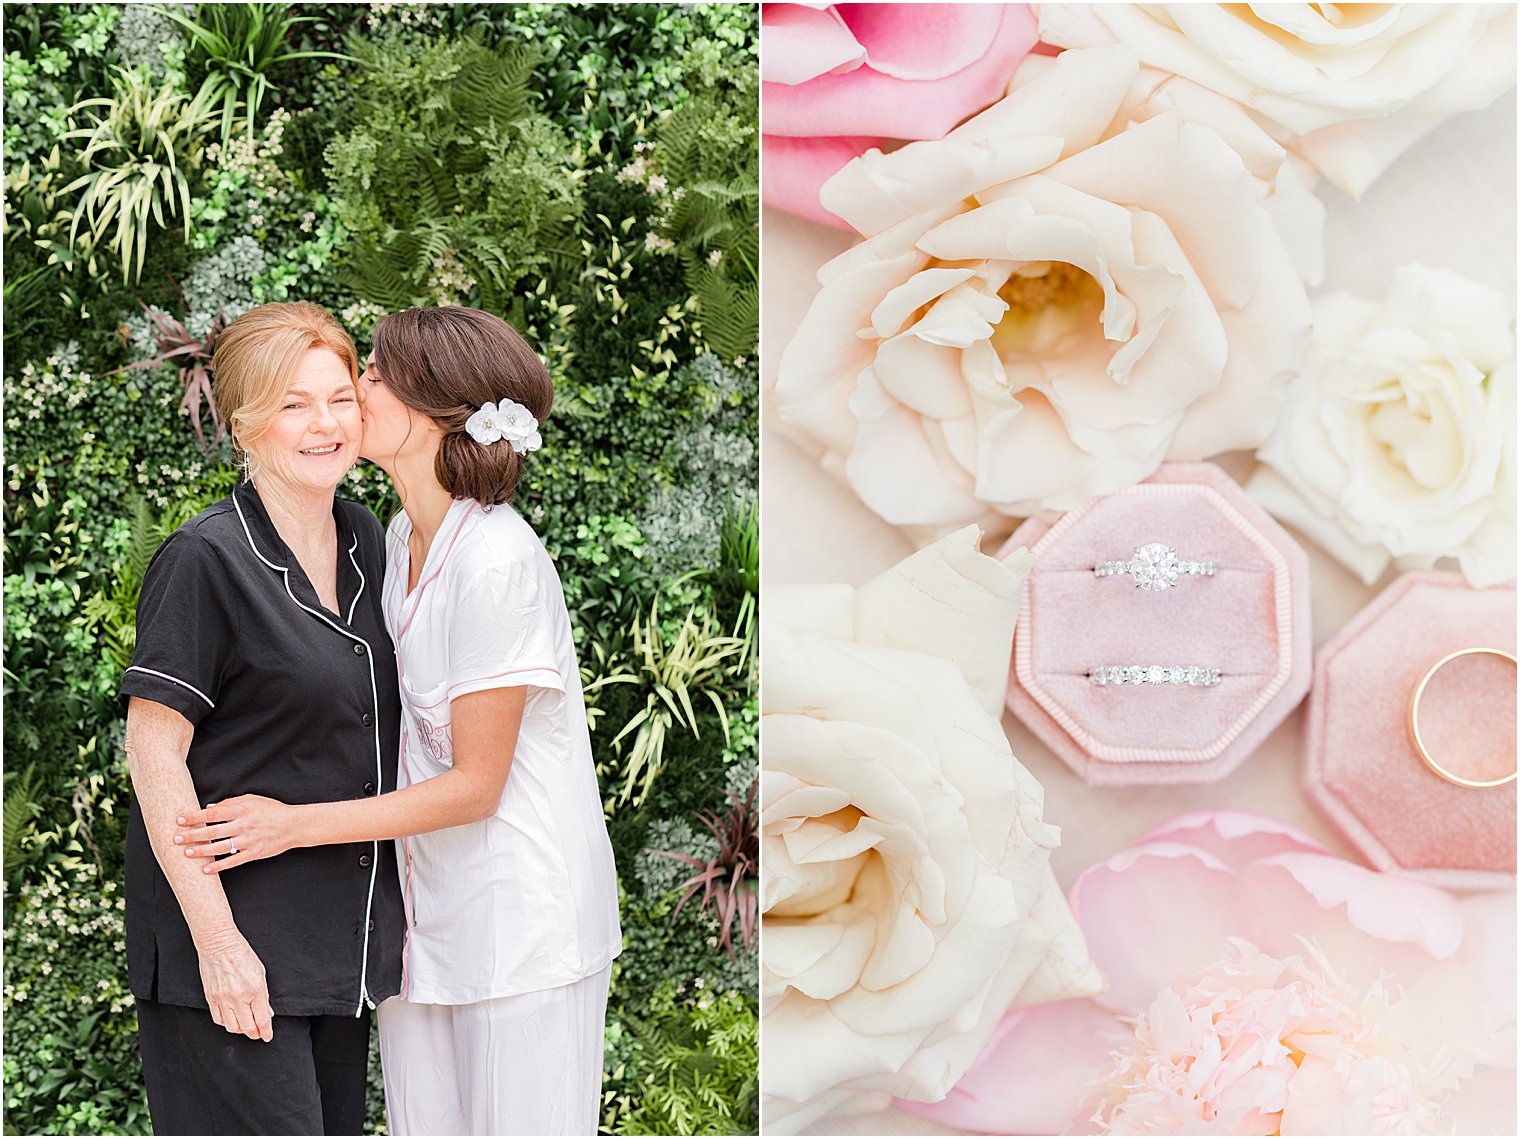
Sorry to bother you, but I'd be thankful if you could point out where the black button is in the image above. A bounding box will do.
[363,781,376,795]
[358,854,372,868]
[361,713,374,727]
[353,644,366,656]
[367,919,375,931]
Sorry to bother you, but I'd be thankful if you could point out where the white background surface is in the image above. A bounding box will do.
[759,95,1517,1135]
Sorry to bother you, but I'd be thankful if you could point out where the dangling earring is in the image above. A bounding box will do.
[240,449,253,485]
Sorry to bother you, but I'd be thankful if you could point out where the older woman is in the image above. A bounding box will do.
[120,301,405,1134]
[174,306,621,1135]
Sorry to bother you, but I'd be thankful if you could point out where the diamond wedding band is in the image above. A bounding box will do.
[228,839,239,856]
[1090,665,1222,687]
[1094,543,1216,592]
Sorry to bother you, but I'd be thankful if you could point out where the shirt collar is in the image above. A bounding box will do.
[233,478,363,623]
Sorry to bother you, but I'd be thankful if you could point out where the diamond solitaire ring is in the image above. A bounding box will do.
[1090,665,1222,687]
[1093,543,1216,591]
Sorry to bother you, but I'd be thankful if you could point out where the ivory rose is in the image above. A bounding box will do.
[1249,264,1516,589]
[761,3,1039,227]
[761,526,1100,1133]
[909,812,1517,1135]
[1038,4,1518,198]
[774,44,1321,525]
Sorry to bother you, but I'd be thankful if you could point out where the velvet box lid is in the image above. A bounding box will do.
[1303,572,1517,889]
[1000,462,1312,786]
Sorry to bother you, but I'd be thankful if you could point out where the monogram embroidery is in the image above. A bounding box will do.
[412,712,452,763]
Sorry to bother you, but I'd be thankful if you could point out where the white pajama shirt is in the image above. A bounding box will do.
[377,497,621,1135]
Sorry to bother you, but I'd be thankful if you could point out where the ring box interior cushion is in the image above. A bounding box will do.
[1000,463,1312,785]
[1304,573,1516,888]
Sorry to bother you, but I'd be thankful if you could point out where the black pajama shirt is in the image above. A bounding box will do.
[119,479,406,1135]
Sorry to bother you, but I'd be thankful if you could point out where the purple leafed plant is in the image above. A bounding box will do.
[111,304,229,454]
[651,777,758,958]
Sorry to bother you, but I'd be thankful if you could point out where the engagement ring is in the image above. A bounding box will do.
[1090,665,1222,687]
[228,839,239,856]
[1094,543,1216,592]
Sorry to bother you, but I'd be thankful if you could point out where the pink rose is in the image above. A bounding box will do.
[762,3,1039,227]
[905,812,1517,1135]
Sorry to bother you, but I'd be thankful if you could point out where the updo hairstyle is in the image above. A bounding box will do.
[370,306,553,506]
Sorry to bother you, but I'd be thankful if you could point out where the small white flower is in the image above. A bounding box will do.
[465,398,542,454]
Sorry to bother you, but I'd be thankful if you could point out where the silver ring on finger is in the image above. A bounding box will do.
[227,837,239,856]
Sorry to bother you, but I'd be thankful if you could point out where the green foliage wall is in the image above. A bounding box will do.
[3,5,757,1135]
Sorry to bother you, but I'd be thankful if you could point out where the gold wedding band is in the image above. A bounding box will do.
[1406,647,1518,789]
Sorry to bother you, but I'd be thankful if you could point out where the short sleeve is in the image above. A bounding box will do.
[445,560,566,702]
[118,530,235,726]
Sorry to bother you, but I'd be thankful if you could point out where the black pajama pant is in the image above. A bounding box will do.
[136,997,371,1135]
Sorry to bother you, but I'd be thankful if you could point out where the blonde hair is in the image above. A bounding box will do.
[212,302,359,473]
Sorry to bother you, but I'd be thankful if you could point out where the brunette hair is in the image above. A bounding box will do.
[212,301,359,473]
[370,306,553,506]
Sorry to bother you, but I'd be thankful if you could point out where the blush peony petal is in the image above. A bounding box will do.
[1241,852,1465,966]
[900,999,1118,1133]
[762,133,883,229]
[1137,810,1328,868]
[1070,841,1249,1012]
[1439,1062,1520,1136]
[760,3,864,87]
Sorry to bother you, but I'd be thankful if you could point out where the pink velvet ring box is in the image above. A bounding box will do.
[998,462,1312,785]
[1304,573,1517,889]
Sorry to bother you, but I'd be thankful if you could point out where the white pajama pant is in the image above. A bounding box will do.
[376,965,612,1136]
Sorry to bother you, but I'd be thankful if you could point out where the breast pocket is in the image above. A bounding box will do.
[401,676,452,766]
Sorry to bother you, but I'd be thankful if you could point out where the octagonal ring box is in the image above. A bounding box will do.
[997,462,1312,786]
[1305,573,1516,889]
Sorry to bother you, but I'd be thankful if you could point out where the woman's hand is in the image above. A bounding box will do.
[175,795,304,873]
[195,927,275,1042]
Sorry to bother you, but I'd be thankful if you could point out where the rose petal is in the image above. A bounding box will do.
[841,3,1002,83]
[845,370,987,525]
[761,4,864,86]
[763,4,1039,140]
[852,522,1029,714]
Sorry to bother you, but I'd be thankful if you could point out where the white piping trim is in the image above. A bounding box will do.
[124,666,216,709]
[346,530,365,626]
[233,488,384,1017]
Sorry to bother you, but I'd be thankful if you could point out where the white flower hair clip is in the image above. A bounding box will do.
[465,397,542,454]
